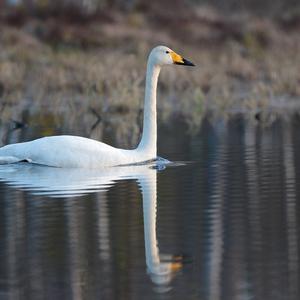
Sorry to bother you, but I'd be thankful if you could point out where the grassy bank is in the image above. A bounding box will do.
[0,5,300,141]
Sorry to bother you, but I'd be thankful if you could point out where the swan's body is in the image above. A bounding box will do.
[0,136,146,168]
[0,46,194,168]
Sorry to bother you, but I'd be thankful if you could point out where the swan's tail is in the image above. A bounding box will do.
[0,156,24,164]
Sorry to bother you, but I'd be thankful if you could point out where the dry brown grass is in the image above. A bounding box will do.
[0,8,300,142]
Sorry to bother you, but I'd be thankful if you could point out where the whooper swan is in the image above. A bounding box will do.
[0,46,194,168]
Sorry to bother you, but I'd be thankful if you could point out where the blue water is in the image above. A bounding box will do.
[0,117,299,299]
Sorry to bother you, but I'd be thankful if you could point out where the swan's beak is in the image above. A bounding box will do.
[169,254,184,272]
[171,51,195,66]
[170,261,183,272]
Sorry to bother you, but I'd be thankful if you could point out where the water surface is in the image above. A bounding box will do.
[0,117,300,300]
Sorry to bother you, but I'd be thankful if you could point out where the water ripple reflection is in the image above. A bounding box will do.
[0,117,300,299]
[0,160,184,299]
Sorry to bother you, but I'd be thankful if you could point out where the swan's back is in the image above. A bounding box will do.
[0,135,136,168]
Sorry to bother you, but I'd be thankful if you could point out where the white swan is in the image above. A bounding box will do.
[0,46,194,168]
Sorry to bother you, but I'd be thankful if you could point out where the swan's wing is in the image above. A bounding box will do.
[0,135,118,167]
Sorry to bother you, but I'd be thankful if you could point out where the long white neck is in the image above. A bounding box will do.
[137,61,161,158]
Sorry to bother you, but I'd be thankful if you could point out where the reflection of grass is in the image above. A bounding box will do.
[0,9,300,140]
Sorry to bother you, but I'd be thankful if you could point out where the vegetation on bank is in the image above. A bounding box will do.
[0,2,300,143]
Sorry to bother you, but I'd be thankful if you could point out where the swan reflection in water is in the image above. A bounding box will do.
[0,162,183,288]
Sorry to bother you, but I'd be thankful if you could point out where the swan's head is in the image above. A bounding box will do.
[149,45,195,67]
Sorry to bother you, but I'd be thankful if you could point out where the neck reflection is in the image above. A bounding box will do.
[0,162,182,290]
[139,170,183,287]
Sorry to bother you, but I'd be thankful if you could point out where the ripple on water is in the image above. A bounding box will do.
[0,117,300,299]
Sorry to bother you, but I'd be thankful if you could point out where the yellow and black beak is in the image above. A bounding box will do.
[171,51,195,66]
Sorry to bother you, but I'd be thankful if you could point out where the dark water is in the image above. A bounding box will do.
[1,117,300,300]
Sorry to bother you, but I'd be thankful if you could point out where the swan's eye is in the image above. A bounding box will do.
[165,51,169,54]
